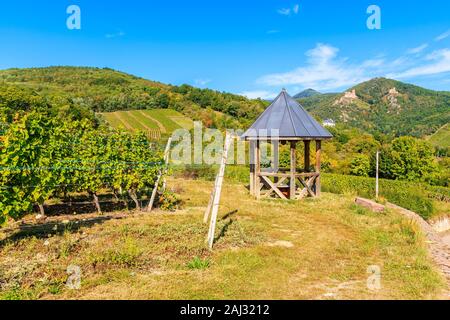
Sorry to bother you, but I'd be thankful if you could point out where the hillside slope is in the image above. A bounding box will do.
[0,67,266,129]
[0,178,445,299]
[1,68,448,137]
[99,109,194,135]
[428,123,450,149]
[298,78,450,137]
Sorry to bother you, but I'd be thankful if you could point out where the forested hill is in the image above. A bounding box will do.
[0,66,266,129]
[1,67,449,137]
[298,78,450,138]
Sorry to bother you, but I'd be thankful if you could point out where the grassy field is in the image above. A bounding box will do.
[428,123,450,148]
[0,177,446,300]
[99,109,194,134]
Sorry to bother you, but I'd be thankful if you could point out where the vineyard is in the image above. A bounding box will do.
[99,109,194,139]
[0,112,166,225]
[428,124,450,149]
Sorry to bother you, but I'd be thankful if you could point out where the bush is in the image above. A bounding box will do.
[350,154,371,177]
[157,190,182,211]
[322,173,435,220]
[187,256,210,270]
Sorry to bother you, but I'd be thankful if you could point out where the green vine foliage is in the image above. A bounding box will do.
[0,112,164,225]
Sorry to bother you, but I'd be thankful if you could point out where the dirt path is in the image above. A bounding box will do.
[387,203,450,293]
[137,110,167,133]
[442,231,450,247]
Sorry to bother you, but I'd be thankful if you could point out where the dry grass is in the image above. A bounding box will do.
[0,178,446,300]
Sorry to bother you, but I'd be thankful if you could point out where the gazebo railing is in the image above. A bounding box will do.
[256,171,320,200]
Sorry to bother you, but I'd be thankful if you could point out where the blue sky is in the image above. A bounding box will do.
[0,1,449,98]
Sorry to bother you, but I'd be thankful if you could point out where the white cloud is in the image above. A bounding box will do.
[240,90,277,100]
[388,49,450,79]
[255,35,450,92]
[258,43,372,90]
[105,31,125,39]
[277,4,299,16]
[407,43,428,54]
[277,8,291,16]
[435,30,450,41]
[361,58,385,68]
[194,79,212,86]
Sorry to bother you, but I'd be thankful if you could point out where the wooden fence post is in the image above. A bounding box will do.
[204,174,219,223]
[147,137,172,212]
[206,132,232,250]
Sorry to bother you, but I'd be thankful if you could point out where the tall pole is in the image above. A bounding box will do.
[375,151,379,200]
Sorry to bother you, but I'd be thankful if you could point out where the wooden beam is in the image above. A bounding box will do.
[315,140,322,197]
[290,141,296,200]
[259,172,319,178]
[261,176,288,200]
[298,176,317,198]
[304,140,310,172]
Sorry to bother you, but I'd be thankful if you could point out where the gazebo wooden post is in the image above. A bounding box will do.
[255,140,261,199]
[315,140,322,196]
[249,140,256,196]
[273,140,279,183]
[304,140,310,172]
[290,141,297,200]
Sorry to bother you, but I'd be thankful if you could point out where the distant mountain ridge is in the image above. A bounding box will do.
[293,88,321,99]
[297,78,450,138]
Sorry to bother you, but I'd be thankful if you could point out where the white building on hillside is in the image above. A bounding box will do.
[323,119,336,127]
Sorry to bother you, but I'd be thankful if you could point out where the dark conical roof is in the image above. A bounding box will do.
[243,89,333,140]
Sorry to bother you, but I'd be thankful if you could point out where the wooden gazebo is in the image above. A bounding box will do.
[242,89,333,200]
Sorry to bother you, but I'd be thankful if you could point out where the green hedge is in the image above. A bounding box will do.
[172,165,438,220]
[322,174,435,220]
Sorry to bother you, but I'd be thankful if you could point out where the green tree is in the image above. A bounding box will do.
[381,136,437,181]
[350,154,371,177]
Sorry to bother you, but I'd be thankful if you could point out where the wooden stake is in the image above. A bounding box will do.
[147,137,172,212]
[203,174,218,223]
[161,138,172,192]
[207,132,232,250]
